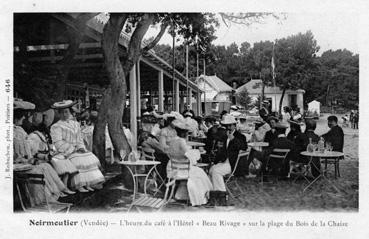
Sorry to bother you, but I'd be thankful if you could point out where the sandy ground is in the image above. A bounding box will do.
[70,114,358,212]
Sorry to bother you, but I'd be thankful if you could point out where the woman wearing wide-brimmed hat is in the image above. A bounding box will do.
[50,100,105,192]
[13,99,72,204]
[287,119,303,142]
[158,112,179,153]
[166,118,213,206]
[27,109,77,194]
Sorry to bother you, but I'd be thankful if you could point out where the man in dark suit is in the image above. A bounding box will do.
[292,118,321,177]
[204,116,218,153]
[209,115,247,192]
[322,115,344,152]
[259,101,270,121]
[264,116,279,146]
[265,122,296,178]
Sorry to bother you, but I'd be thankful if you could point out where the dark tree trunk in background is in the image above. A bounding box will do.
[279,87,286,116]
[260,77,265,110]
[92,87,111,170]
[261,79,265,102]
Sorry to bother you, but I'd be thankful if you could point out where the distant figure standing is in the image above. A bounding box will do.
[353,110,359,129]
[349,110,355,129]
[282,106,292,123]
[292,107,302,121]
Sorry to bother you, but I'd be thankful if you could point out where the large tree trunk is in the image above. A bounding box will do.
[101,14,131,165]
[279,87,286,117]
[94,13,160,172]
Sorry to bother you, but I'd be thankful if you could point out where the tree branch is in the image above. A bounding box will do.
[142,22,169,52]
[102,13,128,70]
[124,14,154,72]
[219,13,285,27]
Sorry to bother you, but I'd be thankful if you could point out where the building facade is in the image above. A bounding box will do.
[236,79,305,113]
[196,75,233,115]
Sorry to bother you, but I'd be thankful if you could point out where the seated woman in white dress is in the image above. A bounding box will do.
[166,119,213,206]
[13,101,71,205]
[50,100,105,193]
[28,118,77,194]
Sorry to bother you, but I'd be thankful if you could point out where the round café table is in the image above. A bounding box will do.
[300,151,344,192]
[118,160,161,201]
[248,142,269,151]
[187,141,205,150]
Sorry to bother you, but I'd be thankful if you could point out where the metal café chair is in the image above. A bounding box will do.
[167,158,191,205]
[261,148,290,184]
[141,147,166,195]
[224,150,250,199]
[14,173,72,213]
[127,179,177,212]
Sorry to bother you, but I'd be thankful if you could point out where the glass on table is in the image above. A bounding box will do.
[326,142,333,151]
[312,143,318,152]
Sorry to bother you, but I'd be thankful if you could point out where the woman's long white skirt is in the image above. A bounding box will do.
[187,166,213,206]
[167,161,213,206]
[50,155,78,176]
[68,152,105,189]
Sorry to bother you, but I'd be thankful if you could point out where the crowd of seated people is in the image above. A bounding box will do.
[13,99,105,210]
[138,104,345,206]
[15,96,345,209]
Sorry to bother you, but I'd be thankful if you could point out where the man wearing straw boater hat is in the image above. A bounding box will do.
[209,115,247,193]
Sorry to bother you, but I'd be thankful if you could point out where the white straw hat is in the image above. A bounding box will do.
[172,119,189,130]
[51,100,77,109]
[14,98,35,110]
[220,115,237,125]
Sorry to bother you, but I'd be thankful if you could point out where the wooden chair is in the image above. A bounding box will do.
[261,148,290,184]
[224,150,250,199]
[14,173,72,213]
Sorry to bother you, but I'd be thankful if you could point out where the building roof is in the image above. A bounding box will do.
[52,13,200,92]
[197,75,233,92]
[236,79,305,95]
